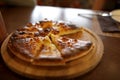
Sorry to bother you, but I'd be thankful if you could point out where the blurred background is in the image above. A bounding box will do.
[37,0,120,11]
[0,0,120,11]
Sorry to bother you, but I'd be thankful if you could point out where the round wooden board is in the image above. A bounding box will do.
[1,28,104,79]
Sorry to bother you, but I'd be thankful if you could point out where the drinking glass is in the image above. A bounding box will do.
[0,11,7,45]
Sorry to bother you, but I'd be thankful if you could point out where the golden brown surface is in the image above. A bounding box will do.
[7,20,93,66]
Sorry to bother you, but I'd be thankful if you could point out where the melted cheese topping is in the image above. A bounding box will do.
[11,37,43,58]
[8,20,93,64]
[56,37,92,56]
[39,44,62,59]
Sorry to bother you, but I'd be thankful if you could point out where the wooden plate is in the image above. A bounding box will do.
[1,28,104,79]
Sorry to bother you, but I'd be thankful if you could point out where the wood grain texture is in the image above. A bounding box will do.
[1,28,104,79]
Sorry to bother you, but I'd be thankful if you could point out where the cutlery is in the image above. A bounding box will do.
[78,12,120,17]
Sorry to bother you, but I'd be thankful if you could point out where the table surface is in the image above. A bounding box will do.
[0,6,120,80]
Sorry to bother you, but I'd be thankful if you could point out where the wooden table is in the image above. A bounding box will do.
[0,6,120,80]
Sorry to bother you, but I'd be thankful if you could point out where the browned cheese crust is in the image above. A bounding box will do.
[7,20,93,66]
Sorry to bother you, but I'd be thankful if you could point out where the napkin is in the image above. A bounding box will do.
[97,15,120,32]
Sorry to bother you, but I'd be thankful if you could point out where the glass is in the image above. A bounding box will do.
[0,11,7,45]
